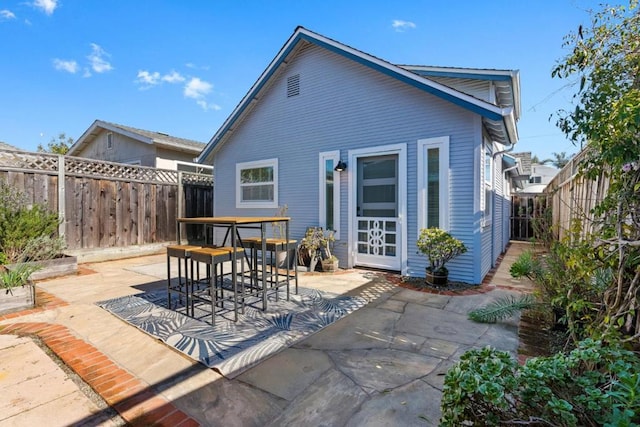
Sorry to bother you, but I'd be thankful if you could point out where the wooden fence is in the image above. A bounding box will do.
[0,149,213,251]
[543,148,610,241]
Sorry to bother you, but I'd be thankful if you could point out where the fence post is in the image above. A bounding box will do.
[177,171,184,243]
[57,155,66,239]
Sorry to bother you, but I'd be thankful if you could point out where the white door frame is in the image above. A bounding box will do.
[347,143,407,274]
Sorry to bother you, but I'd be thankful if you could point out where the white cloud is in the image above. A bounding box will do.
[87,43,113,73]
[134,71,217,111]
[162,70,185,83]
[32,0,57,15]
[0,9,16,20]
[196,100,221,111]
[53,58,78,73]
[184,77,212,100]
[392,19,417,32]
[185,62,210,71]
[135,70,185,89]
[135,70,161,87]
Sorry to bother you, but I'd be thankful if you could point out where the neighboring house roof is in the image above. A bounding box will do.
[511,152,532,176]
[198,26,520,164]
[0,141,19,151]
[516,183,547,194]
[68,120,205,156]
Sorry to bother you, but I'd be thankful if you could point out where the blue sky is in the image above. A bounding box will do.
[0,0,602,160]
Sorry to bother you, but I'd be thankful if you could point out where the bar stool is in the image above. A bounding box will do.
[166,244,201,314]
[189,246,246,325]
[243,237,298,302]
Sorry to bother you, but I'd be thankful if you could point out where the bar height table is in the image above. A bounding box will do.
[176,216,291,318]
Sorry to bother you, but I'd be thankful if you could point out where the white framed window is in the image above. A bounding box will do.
[319,150,341,239]
[482,142,493,227]
[417,136,449,231]
[236,158,278,208]
[107,132,113,150]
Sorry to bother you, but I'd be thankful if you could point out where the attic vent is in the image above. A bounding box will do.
[287,74,300,97]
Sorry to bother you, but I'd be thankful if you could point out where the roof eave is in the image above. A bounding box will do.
[197,27,511,164]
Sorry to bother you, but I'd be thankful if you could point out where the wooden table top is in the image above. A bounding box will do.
[176,216,290,224]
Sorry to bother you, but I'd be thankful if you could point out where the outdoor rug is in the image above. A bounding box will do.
[97,287,367,378]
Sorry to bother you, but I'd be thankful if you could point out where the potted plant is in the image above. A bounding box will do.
[321,255,339,273]
[416,227,467,286]
[299,228,338,272]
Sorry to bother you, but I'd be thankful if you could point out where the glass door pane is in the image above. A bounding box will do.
[357,155,397,218]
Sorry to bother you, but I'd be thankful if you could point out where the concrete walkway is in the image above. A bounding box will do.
[0,241,535,426]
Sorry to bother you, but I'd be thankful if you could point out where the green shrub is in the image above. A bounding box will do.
[0,181,64,264]
[510,223,609,344]
[440,339,640,426]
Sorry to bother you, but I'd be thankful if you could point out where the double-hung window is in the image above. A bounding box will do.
[236,158,278,208]
[319,151,341,239]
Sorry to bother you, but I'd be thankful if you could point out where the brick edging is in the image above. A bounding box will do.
[0,322,199,427]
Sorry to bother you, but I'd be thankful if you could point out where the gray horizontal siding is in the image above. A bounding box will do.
[428,76,491,103]
[213,43,483,283]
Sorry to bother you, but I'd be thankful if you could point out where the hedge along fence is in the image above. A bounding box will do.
[0,149,213,251]
[543,148,610,241]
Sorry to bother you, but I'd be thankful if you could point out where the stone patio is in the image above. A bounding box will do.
[0,241,534,426]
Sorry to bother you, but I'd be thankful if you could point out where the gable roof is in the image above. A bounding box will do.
[511,151,532,175]
[198,26,520,163]
[68,120,205,156]
[0,141,19,151]
[400,65,521,120]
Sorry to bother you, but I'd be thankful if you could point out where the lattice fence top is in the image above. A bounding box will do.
[64,156,179,183]
[0,149,59,171]
[182,171,214,185]
[0,148,213,185]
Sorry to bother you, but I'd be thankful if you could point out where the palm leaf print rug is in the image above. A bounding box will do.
[97,287,367,378]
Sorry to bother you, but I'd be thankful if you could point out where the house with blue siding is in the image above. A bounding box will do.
[197,26,521,284]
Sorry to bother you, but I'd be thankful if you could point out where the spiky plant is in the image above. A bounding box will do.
[468,294,538,323]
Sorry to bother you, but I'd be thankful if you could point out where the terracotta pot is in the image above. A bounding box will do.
[425,268,448,286]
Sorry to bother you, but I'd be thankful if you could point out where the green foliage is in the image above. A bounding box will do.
[37,132,73,155]
[510,223,613,344]
[553,2,640,172]
[416,227,467,274]
[440,339,640,426]
[0,263,40,294]
[0,181,64,264]
[551,151,572,168]
[531,205,555,249]
[509,249,544,282]
[468,294,537,323]
[552,1,640,341]
[300,227,335,261]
